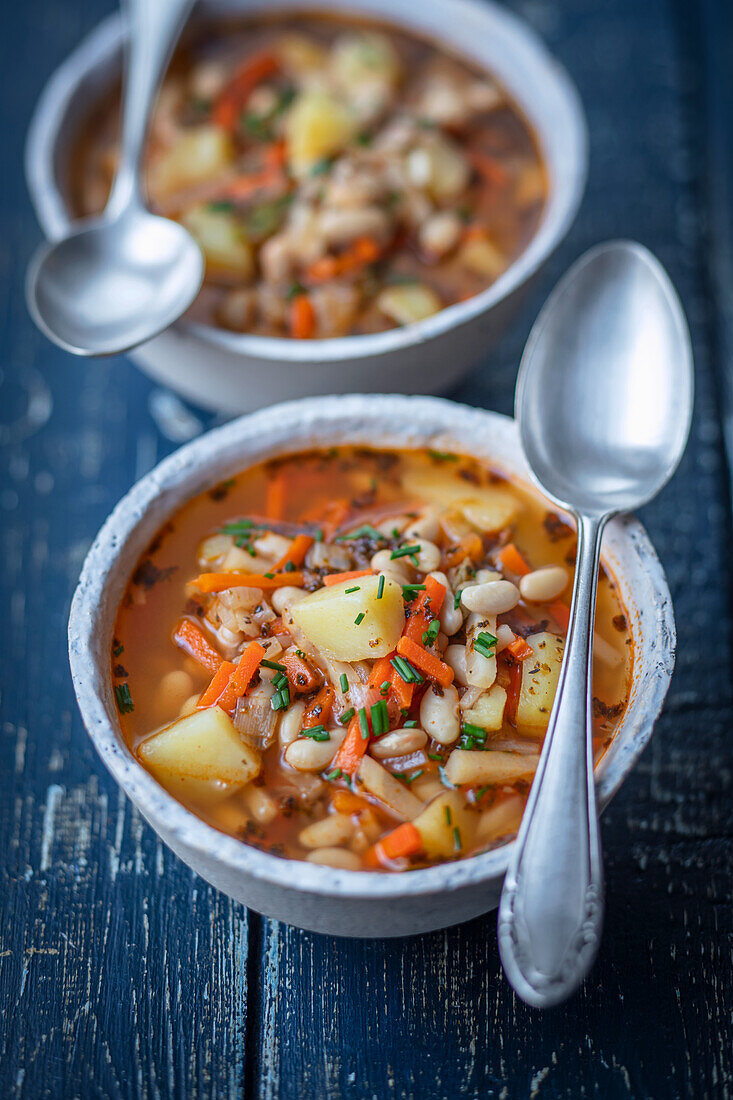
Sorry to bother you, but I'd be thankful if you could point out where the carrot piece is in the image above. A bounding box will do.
[507,635,534,661]
[367,822,423,867]
[284,652,322,695]
[215,641,266,712]
[265,474,285,520]
[332,716,370,775]
[332,790,371,815]
[404,576,447,644]
[506,662,522,723]
[306,236,382,283]
[197,661,236,708]
[193,571,303,593]
[397,636,454,688]
[212,51,279,130]
[274,533,314,571]
[172,618,222,674]
[264,139,286,171]
[323,569,373,587]
[268,616,289,637]
[549,600,570,631]
[468,151,509,186]
[497,543,531,576]
[443,533,484,569]
[290,294,316,339]
[368,654,395,688]
[299,497,352,538]
[389,667,414,710]
[302,684,334,728]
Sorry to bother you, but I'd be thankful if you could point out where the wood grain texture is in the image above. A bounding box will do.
[1,0,732,1096]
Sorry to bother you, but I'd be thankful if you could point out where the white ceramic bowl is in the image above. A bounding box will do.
[27,0,587,414]
[69,395,674,937]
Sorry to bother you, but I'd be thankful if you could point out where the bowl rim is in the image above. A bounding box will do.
[68,394,675,901]
[26,0,588,365]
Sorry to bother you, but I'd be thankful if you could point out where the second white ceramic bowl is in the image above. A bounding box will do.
[69,395,674,937]
[27,0,587,413]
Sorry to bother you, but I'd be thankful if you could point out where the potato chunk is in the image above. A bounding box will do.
[285,89,355,176]
[330,32,402,91]
[461,684,507,732]
[460,493,521,534]
[444,749,538,786]
[148,125,233,200]
[138,707,261,789]
[515,631,565,737]
[413,791,476,859]
[458,234,506,279]
[181,205,254,280]
[357,755,424,821]
[376,284,442,326]
[290,574,404,660]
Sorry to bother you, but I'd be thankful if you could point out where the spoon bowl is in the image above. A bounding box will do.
[27,208,203,356]
[516,240,693,515]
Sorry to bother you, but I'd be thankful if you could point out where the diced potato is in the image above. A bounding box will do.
[460,493,521,534]
[515,631,565,737]
[330,32,401,91]
[158,774,240,807]
[376,284,442,326]
[138,707,261,791]
[357,755,424,821]
[413,790,476,859]
[475,793,525,845]
[290,574,404,661]
[462,684,507,732]
[148,125,234,199]
[181,205,254,280]
[458,234,506,279]
[277,34,328,79]
[406,137,470,199]
[285,89,355,176]
[444,748,538,786]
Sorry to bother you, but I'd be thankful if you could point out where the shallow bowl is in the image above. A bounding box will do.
[27,0,587,413]
[68,395,674,937]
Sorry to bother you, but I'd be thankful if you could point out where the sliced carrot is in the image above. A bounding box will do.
[469,151,509,186]
[332,716,370,775]
[172,618,222,674]
[368,654,395,688]
[274,533,314,571]
[443,533,484,569]
[397,635,454,688]
[549,600,570,631]
[223,168,283,201]
[299,496,351,538]
[212,51,279,130]
[505,662,522,724]
[306,236,382,283]
[302,684,334,728]
[265,473,285,520]
[507,635,534,661]
[290,294,316,339]
[193,571,303,593]
[404,575,447,643]
[215,641,266,712]
[267,616,289,637]
[284,651,322,695]
[323,569,373,587]
[367,822,423,868]
[389,668,414,710]
[197,661,236,708]
[332,790,371,815]
[497,542,530,576]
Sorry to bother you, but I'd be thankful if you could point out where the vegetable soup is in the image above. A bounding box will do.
[70,12,546,338]
[112,447,632,872]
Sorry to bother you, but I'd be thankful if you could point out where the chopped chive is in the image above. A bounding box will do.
[376,574,385,600]
[476,786,489,800]
[391,544,421,560]
[462,722,487,739]
[261,658,286,672]
[339,707,356,725]
[221,519,258,534]
[404,719,418,728]
[345,585,361,594]
[272,671,288,688]
[284,561,296,573]
[428,450,458,462]
[358,707,370,739]
[314,529,324,542]
[390,656,423,684]
[402,583,426,598]
[422,620,440,646]
[336,524,384,542]
[380,680,391,696]
[444,805,453,826]
[453,591,462,611]
[114,683,134,714]
[473,631,497,659]
[428,752,443,761]
[405,769,424,783]
[453,826,462,851]
[340,673,349,693]
[325,767,342,780]
[301,727,330,742]
[371,702,385,736]
[264,572,275,580]
[354,611,366,625]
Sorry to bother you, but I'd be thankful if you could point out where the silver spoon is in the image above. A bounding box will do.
[498,240,693,1007]
[26,0,203,357]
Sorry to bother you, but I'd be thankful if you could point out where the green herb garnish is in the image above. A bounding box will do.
[339,707,356,725]
[345,585,361,594]
[340,673,349,693]
[336,524,384,542]
[354,611,366,625]
[390,656,424,684]
[114,683,134,714]
[422,620,441,646]
[358,707,370,739]
[261,659,286,672]
[376,574,385,600]
[391,544,421,560]
[473,631,497,659]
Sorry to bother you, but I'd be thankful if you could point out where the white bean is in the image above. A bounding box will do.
[157,670,194,716]
[404,509,440,542]
[465,612,497,689]
[253,532,292,561]
[179,692,201,717]
[412,539,442,573]
[242,785,278,825]
[305,847,362,870]
[299,814,355,849]
[371,550,411,582]
[420,683,460,745]
[419,210,463,257]
[278,700,306,746]
[370,728,428,758]
[444,645,469,687]
[519,566,569,603]
[271,586,307,614]
[285,729,345,771]
[461,580,520,615]
[429,570,463,636]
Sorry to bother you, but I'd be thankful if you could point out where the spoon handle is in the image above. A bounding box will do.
[497,511,606,1007]
[108,0,197,215]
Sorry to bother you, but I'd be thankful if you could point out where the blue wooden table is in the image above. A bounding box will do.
[2,1,733,1096]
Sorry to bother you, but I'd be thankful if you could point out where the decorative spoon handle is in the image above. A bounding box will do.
[498,511,606,1007]
[108,0,197,215]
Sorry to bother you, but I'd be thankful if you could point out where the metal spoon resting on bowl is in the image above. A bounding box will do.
[499,240,693,1007]
[26,0,202,357]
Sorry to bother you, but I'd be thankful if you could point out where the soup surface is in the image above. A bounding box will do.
[113,447,632,872]
[71,12,546,338]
